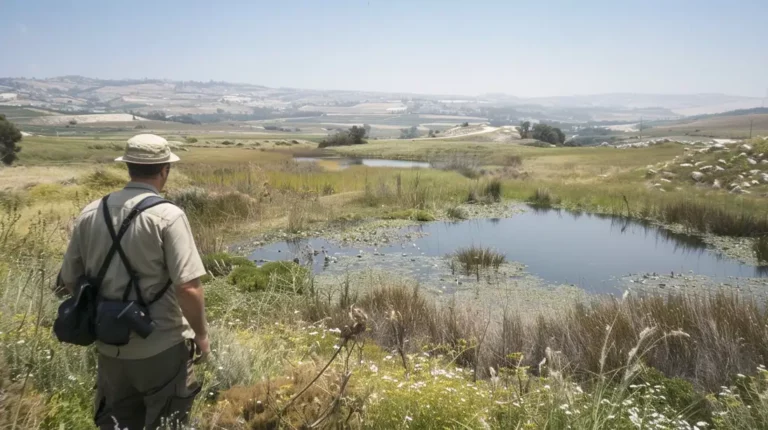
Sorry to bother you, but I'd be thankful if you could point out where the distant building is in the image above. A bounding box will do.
[386,106,407,114]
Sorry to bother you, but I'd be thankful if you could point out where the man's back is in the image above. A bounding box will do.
[62,181,205,359]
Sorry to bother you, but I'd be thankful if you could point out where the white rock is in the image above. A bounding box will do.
[748,158,758,165]
[752,180,760,186]
[762,160,768,165]
[729,182,740,190]
[661,171,676,179]
[718,159,728,165]
[738,174,745,179]
[742,181,752,188]
[715,166,725,171]
[697,148,708,154]
[680,163,694,167]
[740,144,753,152]
[699,165,714,172]
[738,153,748,158]
[713,179,721,188]
[694,161,705,167]
[647,169,658,176]
[711,143,726,151]
[690,171,705,182]
[750,169,761,175]
[661,178,672,183]
[760,174,768,184]
[731,186,744,194]
[653,183,662,187]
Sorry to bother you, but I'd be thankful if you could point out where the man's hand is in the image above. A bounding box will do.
[193,333,211,363]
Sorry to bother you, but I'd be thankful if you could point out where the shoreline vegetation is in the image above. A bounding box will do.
[2,134,768,428]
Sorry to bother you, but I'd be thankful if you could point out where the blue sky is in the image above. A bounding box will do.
[1,0,766,97]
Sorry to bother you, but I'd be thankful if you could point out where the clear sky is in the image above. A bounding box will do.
[1,0,766,97]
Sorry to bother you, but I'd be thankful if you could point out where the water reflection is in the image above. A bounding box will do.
[250,206,766,293]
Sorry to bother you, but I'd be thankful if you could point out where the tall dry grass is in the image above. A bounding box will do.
[317,282,768,392]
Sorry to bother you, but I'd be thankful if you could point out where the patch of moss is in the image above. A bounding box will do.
[201,252,255,277]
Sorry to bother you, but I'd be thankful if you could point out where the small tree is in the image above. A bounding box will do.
[0,114,22,165]
[517,121,531,138]
[399,126,419,139]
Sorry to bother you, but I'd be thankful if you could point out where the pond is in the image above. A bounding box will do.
[293,156,431,169]
[249,207,766,294]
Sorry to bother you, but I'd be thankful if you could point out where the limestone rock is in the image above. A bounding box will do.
[748,158,758,165]
[691,171,705,182]
[740,144,753,152]
[680,163,694,167]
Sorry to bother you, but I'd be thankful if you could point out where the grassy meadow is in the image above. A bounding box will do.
[2,133,768,429]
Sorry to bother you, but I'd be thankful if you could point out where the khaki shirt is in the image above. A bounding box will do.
[61,182,206,359]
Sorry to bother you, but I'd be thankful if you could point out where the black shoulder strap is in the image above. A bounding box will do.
[97,194,174,306]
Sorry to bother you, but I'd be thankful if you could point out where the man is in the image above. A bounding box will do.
[60,134,210,429]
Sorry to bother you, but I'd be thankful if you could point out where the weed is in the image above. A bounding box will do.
[528,187,560,207]
[754,236,768,264]
[446,206,468,219]
[453,246,505,274]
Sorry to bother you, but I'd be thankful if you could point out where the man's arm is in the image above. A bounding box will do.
[176,277,210,357]
[164,212,210,358]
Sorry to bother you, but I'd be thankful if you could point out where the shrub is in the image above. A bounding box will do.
[201,252,255,277]
[221,140,235,145]
[318,126,367,148]
[79,168,127,190]
[186,137,198,143]
[228,261,309,293]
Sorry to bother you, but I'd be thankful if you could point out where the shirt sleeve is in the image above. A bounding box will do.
[163,213,206,286]
[60,224,84,285]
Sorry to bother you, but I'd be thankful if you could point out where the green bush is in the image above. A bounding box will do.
[228,261,309,293]
[201,252,255,278]
[638,367,712,425]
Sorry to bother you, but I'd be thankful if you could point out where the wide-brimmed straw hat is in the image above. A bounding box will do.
[115,134,180,164]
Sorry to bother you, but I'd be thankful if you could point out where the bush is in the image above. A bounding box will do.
[318,126,367,148]
[186,137,198,143]
[201,252,255,277]
[228,261,309,293]
[79,168,127,190]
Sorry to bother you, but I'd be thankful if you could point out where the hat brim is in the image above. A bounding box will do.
[115,152,181,164]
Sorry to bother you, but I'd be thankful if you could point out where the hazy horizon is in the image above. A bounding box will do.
[2,0,767,98]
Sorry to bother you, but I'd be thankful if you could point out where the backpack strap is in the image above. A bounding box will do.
[97,194,175,306]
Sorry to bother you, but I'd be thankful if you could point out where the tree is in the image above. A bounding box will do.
[0,114,22,165]
[517,121,531,138]
[399,126,419,139]
[531,123,566,145]
[318,126,369,148]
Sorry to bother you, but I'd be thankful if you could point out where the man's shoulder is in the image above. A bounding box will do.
[143,198,185,224]
[76,193,186,224]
